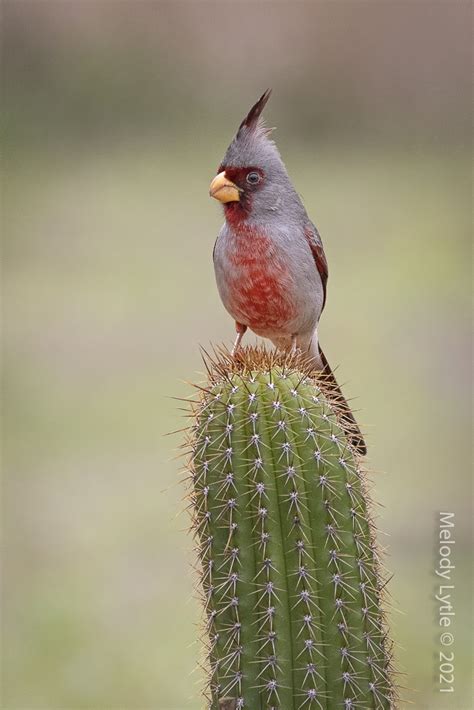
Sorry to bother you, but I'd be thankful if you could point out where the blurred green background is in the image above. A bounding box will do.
[2,1,472,708]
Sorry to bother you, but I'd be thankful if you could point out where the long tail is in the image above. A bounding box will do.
[316,346,367,456]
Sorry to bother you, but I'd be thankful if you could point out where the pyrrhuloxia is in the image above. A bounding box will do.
[209,90,366,455]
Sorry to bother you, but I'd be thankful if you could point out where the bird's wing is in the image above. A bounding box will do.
[304,222,328,312]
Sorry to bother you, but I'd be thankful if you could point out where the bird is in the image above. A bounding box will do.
[209,89,366,455]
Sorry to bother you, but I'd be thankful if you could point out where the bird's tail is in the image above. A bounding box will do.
[309,342,367,456]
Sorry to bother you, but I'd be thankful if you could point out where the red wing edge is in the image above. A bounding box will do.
[304,223,328,312]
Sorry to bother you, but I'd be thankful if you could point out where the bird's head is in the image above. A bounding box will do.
[209,90,301,226]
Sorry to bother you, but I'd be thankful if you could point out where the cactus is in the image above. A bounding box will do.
[185,347,395,710]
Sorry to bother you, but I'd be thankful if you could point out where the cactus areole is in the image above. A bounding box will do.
[187,347,395,709]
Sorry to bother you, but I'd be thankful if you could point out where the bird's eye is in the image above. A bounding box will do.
[246,171,261,185]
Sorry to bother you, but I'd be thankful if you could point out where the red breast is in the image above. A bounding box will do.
[223,225,296,332]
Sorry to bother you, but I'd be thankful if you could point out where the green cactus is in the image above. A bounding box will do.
[187,347,395,710]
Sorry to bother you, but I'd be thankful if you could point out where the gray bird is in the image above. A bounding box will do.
[209,90,366,455]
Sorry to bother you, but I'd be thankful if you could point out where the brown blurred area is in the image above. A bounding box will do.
[3,2,472,708]
[5,1,471,145]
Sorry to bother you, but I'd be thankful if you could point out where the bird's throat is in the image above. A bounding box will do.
[224,199,251,229]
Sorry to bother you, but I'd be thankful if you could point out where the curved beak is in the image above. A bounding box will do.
[209,171,240,203]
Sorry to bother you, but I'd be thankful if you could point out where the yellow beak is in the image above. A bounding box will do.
[209,171,240,203]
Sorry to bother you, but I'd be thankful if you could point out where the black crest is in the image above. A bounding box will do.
[238,89,272,134]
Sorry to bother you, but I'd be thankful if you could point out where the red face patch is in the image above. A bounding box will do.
[221,166,264,188]
[217,166,265,226]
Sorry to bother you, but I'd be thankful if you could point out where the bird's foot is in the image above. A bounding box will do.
[231,336,242,356]
[231,323,247,356]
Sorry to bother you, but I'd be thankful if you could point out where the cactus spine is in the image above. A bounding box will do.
[187,348,395,709]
